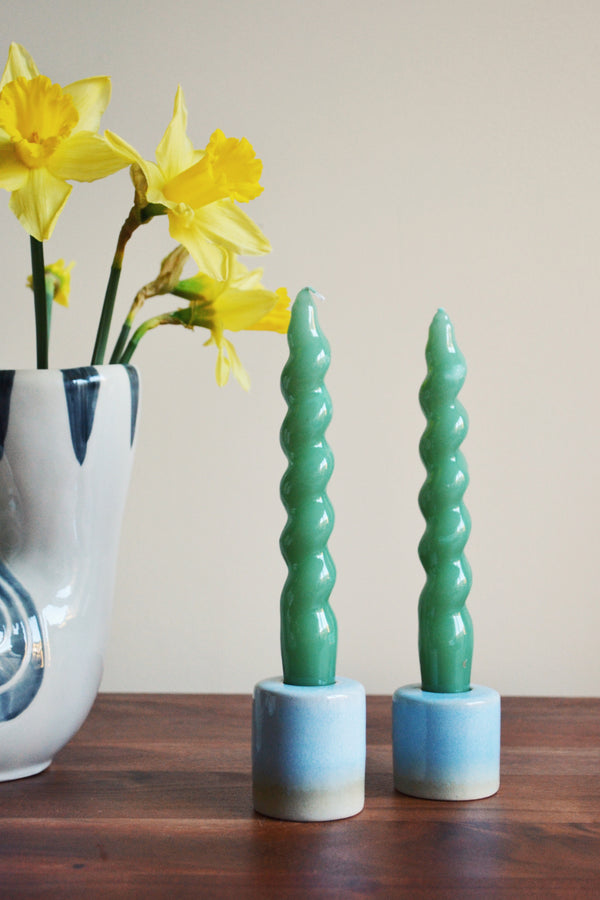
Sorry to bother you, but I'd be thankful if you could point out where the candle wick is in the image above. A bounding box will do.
[304,286,326,303]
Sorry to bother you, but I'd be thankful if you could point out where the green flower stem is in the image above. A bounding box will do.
[108,243,189,364]
[45,279,53,342]
[30,237,49,369]
[118,314,172,364]
[109,314,135,364]
[91,263,122,365]
[91,202,167,365]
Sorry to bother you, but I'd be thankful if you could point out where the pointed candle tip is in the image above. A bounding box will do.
[297,286,325,304]
[430,308,454,339]
[427,308,464,364]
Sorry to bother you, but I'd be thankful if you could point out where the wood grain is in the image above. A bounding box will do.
[0,695,598,898]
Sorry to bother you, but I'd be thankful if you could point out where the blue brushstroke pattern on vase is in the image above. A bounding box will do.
[61,368,101,465]
[125,365,140,446]
[0,371,15,461]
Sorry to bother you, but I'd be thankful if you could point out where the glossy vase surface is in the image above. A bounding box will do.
[0,365,139,780]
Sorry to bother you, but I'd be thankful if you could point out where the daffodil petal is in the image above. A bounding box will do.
[104,129,142,165]
[143,160,172,204]
[156,86,197,180]
[216,350,230,386]
[205,334,231,387]
[216,288,276,331]
[0,142,28,190]
[168,212,230,278]
[0,43,39,90]
[194,200,272,256]
[106,131,168,203]
[190,237,230,280]
[223,337,250,390]
[48,131,128,181]
[64,76,112,133]
[230,259,264,290]
[9,168,71,241]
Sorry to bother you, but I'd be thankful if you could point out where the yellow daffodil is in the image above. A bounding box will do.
[121,251,290,388]
[105,87,271,277]
[207,287,291,389]
[0,43,128,240]
[27,258,74,307]
[172,252,290,388]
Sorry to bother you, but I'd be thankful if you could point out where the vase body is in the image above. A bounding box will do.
[0,365,139,780]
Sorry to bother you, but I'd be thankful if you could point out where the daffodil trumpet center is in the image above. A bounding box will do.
[162,131,263,208]
[0,75,79,168]
[163,158,225,208]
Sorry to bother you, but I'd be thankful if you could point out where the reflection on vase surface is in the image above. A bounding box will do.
[0,560,44,721]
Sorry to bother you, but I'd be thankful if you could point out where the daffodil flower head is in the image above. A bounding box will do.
[170,252,291,389]
[0,43,128,241]
[26,258,74,307]
[105,88,271,278]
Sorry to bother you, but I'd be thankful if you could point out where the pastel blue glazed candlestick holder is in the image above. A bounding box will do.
[252,677,366,821]
[393,311,500,801]
[252,289,366,821]
[392,684,500,800]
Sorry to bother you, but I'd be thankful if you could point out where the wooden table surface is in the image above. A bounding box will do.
[0,694,598,898]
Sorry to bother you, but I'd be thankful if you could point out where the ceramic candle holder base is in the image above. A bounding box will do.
[252,676,366,822]
[392,683,500,801]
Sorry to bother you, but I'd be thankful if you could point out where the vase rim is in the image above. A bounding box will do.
[0,364,138,376]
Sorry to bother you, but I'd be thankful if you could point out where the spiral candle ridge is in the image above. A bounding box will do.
[418,309,473,693]
[279,288,337,686]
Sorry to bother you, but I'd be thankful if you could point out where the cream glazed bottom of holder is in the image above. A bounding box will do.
[0,365,139,780]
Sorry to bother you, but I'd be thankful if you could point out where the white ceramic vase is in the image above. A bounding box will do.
[0,365,139,780]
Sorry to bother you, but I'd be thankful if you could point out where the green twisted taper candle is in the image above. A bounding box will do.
[279,288,337,686]
[418,309,473,693]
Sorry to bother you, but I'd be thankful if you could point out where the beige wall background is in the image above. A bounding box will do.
[1,1,599,696]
